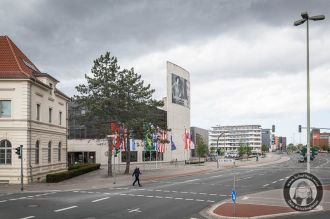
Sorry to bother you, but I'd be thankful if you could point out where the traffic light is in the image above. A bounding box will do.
[15,147,22,159]
[298,125,302,133]
[272,125,275,132]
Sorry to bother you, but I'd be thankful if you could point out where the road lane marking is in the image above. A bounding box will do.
[155,190,162,192]
[185,198,193,201]
[210,194,217,196]
[128,208,142,213]
[165,197,173,199]
[92,197,110,203]
[175,197,183,200]
[263,184,270,187]
[196,199,204,202]
[219,194,227,197]
[279,178,284,181]
[54,206,78,212]
[207,200,215,203]
[137,194,144,197]
[0,200,7,203]
[19,216,35,219]
[146,195,154,198]
[155,196,163,198]
[190,192,197,194]
[199,193,207,195]
[272,181,278,184]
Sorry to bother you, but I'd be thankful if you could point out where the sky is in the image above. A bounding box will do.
[1,0,330,144]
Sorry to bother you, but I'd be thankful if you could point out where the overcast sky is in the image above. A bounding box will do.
[2,0,330,144]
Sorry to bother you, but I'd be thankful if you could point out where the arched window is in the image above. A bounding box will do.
[0,140,12,164]
[35,140,40,164]
[48,141,51,163]
[58,142,61,162]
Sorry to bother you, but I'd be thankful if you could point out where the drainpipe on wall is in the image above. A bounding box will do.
[29,82,33,183]
[66,101,68,169]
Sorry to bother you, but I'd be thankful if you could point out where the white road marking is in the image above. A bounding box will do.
[120,194,127,196]
[210,194,217,196]
[137,194,144,197]
[242,196,249,200]
[88,192,94,194]
[146,195,154,198]
[54,206,78,212]
[138,188,145,191]
[272,181,277,184]
[219,194,227,197]
[163,190,170,192]
[190,192,197,194]
[0,200,7,203]
[207,200,215,203]
[128,194,135,196]
[19,216,35,219]
[263,184,270,187]
[165,197,173,199]
[181,191,188,194]
[9,198,17,201]
[196,199,204,202]
[172,191,178,193]
[185,198,194,201]
[128,208,142,213]
[199,193,207,195]
[92,197,110,203]
[175,197,183,200]
[155,196,163,198]
[155,190,162,192]
[279,178,284,181]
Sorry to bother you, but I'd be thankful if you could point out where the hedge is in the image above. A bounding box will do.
[46,163,101,183]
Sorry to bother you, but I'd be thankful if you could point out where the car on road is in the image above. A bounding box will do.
[298,155,305,163]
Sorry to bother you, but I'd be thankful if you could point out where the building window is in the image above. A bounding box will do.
[48,141,51,163]
[49,83,53,95]
[58,142,61,162]
[0,100,11,118]
[0,140,12,164]
[59,111,62,125]
[49,108,52,123]
[36,104,40,121]
[35,140,39,164]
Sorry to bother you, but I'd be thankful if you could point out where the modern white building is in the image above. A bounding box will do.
[209,125,262,152]
[67,61,191,165]
[0,36,69,184]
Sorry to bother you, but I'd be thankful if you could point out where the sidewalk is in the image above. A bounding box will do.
[0,153,286,194]
[207,187,330,218]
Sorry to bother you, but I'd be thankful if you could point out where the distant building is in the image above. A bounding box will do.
[209,125,262,152]
[0,36,69,184]
[273,136,287,151]
[311,128,329,150]
[261,129,272,149]
[190,127,209,156]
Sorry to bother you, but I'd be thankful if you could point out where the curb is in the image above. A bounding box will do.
[204,197,323,219]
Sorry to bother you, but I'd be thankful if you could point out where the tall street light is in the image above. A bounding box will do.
[294,12,325,173]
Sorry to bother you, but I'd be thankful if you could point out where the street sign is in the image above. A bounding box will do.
[231,190,236,203]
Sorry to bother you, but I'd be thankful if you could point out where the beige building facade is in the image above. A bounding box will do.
[0,36,69,184]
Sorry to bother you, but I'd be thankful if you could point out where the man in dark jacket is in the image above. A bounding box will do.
[132,167,142,187]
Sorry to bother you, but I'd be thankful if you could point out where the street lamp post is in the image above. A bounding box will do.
[294,12,325,173]
[216,132,225,168]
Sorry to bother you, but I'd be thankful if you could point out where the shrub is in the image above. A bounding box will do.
[46,163,101,183]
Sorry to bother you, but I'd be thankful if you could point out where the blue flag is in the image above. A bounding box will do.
[130,138,136,151]
[171,135,176,151]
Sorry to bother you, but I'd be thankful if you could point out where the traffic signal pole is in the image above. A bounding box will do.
[20,145,23,191]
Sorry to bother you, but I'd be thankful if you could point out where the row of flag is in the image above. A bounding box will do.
[110,122,195,153]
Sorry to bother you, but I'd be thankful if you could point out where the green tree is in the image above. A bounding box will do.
[239,144,252,160]
[196,134,208,163]
[74,52,163,176]
[261,144,269,153]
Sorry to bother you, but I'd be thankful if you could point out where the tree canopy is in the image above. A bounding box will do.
[74,52,163,176]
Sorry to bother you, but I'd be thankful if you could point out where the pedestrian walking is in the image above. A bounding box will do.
[132,167,142,187]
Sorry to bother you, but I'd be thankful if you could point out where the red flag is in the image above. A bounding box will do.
[183,128,190,150]
[111,122,121,149]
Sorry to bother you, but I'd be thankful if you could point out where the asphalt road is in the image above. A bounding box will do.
[1,153,330,219]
